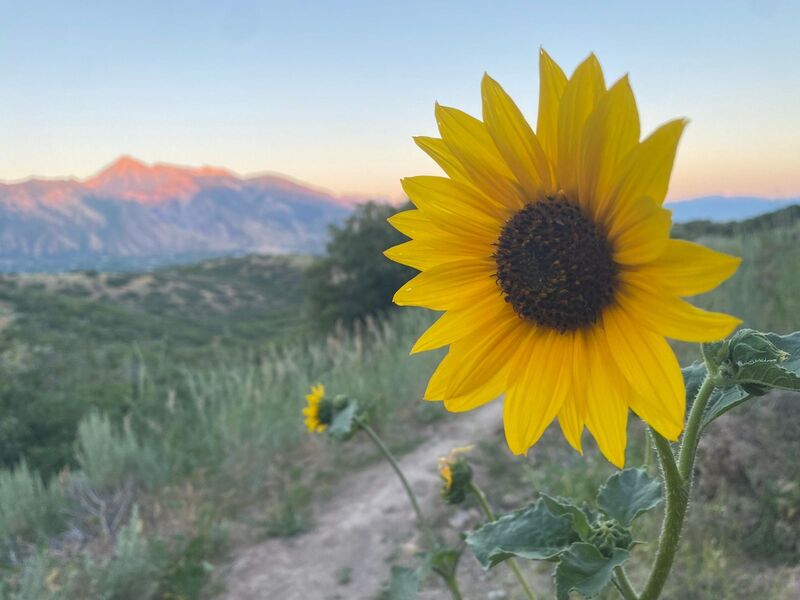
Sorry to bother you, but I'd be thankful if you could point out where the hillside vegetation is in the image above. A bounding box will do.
[0,205,798,598]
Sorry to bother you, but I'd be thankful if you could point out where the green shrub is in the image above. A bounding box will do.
[75,412,163,492]
[305,201,415,329]
[95,506,162,600]
[0,461,64,550]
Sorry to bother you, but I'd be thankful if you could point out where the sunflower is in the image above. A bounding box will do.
[385,50,741,467]
[303,383,328,433]
[438,445,474,503]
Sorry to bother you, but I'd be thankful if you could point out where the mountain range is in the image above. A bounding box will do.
[665,196,798,223]
[0,157,796,272]
[0,157,352,272]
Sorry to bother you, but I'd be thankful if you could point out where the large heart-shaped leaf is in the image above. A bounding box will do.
[596,468,662,527]
[555,542,629,600]
[465,500,579,568]
[540,494,592,540]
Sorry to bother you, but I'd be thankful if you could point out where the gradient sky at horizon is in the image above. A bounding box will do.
[1,1,799,201]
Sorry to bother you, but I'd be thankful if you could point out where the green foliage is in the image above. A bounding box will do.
[0,550,55,600]
[675,206,800,334]
[683,331,800,433]
[326,396,362,441]
[466,500,579,568]
[596,468,662,528]
[260,482,313,539]
[385,565,425,600]
[75,412,162,492]
[0,461,64,548]
[554,543,629,600]
[305,201,415,329]
[0,254,309,476]
[153,523,228,600]
[95,506,162,600]
[467,468,663,597]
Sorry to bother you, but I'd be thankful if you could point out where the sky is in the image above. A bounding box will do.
[1,0,799,201]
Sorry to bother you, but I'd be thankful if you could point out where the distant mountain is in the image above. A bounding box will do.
[0,157,353,272]
[666,196,798,223]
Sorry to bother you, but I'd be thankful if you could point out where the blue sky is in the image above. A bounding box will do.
[1,1,798,200]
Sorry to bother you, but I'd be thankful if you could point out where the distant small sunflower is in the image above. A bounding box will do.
[303,384,328,433]
[385,50,741,467]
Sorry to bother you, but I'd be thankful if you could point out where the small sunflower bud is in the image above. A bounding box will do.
[588,517,633,558]
[438,446,474,505]
[713,329,790,394]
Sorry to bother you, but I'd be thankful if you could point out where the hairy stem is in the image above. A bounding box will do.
[468,481,537,600]
[639,372,716,600]
[613,565,639,600]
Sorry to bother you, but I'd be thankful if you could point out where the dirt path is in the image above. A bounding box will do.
[217,402,544,600]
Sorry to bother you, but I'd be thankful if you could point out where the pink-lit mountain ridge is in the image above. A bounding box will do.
[0,157,354,272]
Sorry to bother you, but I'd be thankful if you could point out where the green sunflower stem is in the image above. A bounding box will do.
[468,481,538,600]
[642,427,653,471]
[443,575,464,600]
[355,417,437,548]
[612,566,639,600]
[639,371,717,600]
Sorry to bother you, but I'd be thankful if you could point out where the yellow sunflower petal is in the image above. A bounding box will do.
[584,328,629,468]
[611,119,688,210]
[558,329,588,452]
[384,237,491,270]
[616,280,742,342]
[558,398,585,454]
[578,76,640,220]
[624,239,741,297]
[435,103,526,210]
[424,310,527,402]
[556,54,605,198]
[442,311,532,398]
[411,294,510,354]
[536,48,567,175]
[393,258,497,310]
[413,136,472,184]
[443,365,511,413]
[609,196,672,265]
[387,209,440,239]
[503,330,572,455]
[481,73,553,197]
[602,305,684,440]
[401,176,504,241]
[383,240,440,270]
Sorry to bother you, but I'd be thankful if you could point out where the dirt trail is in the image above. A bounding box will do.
[217,402,538,600]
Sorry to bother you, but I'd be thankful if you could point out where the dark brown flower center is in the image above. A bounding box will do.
[494,196,618,332]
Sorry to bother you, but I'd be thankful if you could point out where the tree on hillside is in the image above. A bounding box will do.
[306,201,415,329]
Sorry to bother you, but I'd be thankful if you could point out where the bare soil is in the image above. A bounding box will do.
[216,402,551,600]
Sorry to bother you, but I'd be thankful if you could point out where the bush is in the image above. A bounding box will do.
[75,412,163,492]
[95,506,162,600]
[305,201,415,329]
[0,460,64,551]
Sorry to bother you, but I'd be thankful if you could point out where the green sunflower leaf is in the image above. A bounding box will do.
[596,468,662,527]
[327,397,360,440]
[695,331,800,431]
[540,494,592,540]
[554,542,629,600]
[465,500,579,569]
[425,546,461,579]
[386,565,424,600]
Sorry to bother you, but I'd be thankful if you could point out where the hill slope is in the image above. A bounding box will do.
[0,253,311,473]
